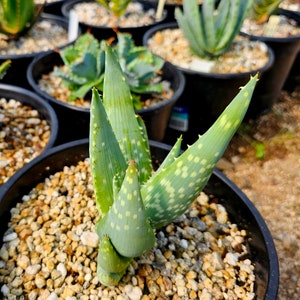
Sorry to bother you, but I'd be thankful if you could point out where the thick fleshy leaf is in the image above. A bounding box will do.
[96,161,155,257]
[89,88,127,214]
[103,45,152,184]
[142,75,258,228]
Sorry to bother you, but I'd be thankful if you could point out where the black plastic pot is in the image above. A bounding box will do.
[61,0,168,45]
[0,83,59,189]
[0,139,279,299]
[27,50,185,144]
[43,0,67,16]
[241,9,300,113]
[0,13,79,89]
[143,22,275,147]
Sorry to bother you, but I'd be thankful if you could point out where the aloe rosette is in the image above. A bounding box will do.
[174,0,253,58]
[90,44,258,286]
[0,0,44,38]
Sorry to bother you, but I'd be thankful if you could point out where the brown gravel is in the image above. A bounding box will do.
[0,159,255,299]
[0,98,51,185]
[219,87,300,300]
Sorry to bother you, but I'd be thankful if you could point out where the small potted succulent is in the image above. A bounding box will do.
[0,43,279,299]
[143,0,274,146]
[27,31,185,143]
[0,0,79,88]
[241,0,300,108]
[61,0,168,45]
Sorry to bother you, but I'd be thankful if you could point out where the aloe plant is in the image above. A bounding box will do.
[95,0,132,17]
[0,60,10,79]
[174,0,253,58]
[90,44,258,286]
[54,32,164,109]
[249,0,283,24]
[0,0,44,39]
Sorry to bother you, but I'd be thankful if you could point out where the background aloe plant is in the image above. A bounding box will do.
[174,0,253,58]
[90,44,258,286]
[0,0,44,39]
[54,32,164,109]
[249,0,283,24]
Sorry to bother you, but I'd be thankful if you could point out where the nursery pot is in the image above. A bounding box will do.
[143,22,275,147]
[61,0,168,46]
[43,0,66,16]
[27,51,185,144]
[0,13,79,90]
[0,139,279,299]
[241,9,300,113]
[0,83,59,189]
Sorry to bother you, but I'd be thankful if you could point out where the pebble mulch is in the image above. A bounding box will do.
[0,98,51,185]
[70,2,162,28]
[146,30,271,74]
[0,159,255,299]
[0,20,69,55]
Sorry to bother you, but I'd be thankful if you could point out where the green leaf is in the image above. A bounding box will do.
[142,75,258,228]
[103,45,152,184]
[96,161,155,257]
[89,88,127,214]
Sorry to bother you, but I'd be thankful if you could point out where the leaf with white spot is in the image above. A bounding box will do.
[96,161,155,258]
[142,75,258,228]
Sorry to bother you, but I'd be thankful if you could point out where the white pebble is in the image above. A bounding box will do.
[225,253,239,266]
[46,292,58,300]
[0,284,9,296]
[80,231,99,248]
[180,239,189,249]
[124,284,142,300]
[3,232,17,242]
[57,262,67,278]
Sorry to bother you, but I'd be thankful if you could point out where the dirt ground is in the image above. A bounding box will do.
[218,80,300,299]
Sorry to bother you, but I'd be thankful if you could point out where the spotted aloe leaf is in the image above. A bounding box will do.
[0,0,44,38]
[90,43,258,286]
[142,75,258,228]
[175,0,253,57]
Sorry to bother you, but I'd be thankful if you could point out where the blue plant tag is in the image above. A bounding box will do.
[168,105,189,132]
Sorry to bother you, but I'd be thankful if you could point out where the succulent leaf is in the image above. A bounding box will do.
[96,161,155,257]
[0,0,44,38]
[142,75,258,228]
[0,59,11,79]
[89,88,127,214]
[102,45,152,184]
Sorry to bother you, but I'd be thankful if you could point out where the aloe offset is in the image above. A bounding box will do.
[90,44,258,286]
[174,0,253,58]
[54,32,164,109]
[0,0,44,39]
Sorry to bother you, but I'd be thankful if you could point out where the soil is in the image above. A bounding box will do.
[218,83,300,299]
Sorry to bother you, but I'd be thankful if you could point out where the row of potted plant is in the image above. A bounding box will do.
[1,0,298,298]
